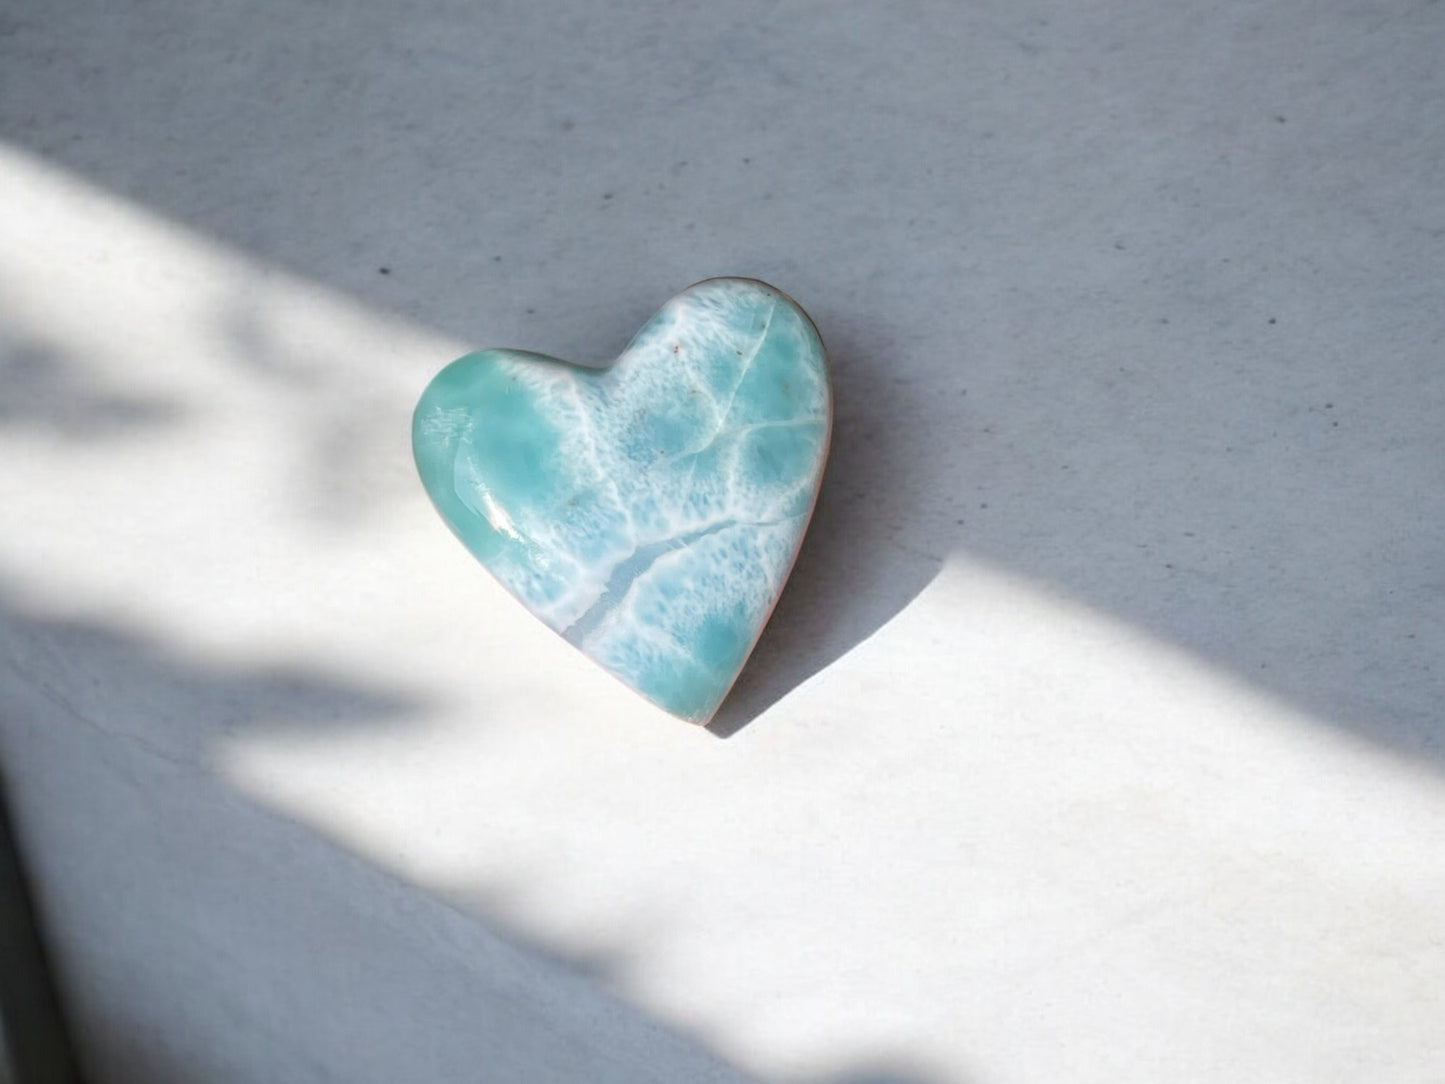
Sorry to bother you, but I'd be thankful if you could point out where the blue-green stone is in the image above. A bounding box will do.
[412,278,832,724]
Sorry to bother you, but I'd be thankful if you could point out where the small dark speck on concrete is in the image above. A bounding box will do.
[493,255,502,262]
[743,156,751,164]
[1325,402,1334,409]
[561,119,576,131]
[602,192,614,200]
[1114,241,1126,250]
[1268,317,1276,324]
[1160,317,1170,324]
[955,518,965,526]
[1275,115,1287,123]
[1165,563,1175,569]
[525,308,535,315]
[979,502,989,509]
[378,267,390,275]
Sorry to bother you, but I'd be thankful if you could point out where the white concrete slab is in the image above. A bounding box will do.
[2,2,1443,1082]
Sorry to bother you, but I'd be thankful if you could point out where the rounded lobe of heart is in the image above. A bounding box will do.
[412,277,832,724]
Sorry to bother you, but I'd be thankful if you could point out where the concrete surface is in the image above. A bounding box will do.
[0,770,79,1084]
[1,1,1443,1081]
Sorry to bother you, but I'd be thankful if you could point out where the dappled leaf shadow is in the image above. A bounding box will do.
[0,591,417,765]
[0,335,181,439]
[0,587,957,1084]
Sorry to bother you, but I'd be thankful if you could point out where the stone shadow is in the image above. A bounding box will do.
[711,316,944,736]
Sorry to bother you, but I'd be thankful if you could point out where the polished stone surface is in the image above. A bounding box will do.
[413,278,831,723]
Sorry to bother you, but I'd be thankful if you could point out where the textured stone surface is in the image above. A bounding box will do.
[412,278,831,723]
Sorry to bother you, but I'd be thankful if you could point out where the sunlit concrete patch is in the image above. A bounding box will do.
[0,143,474,663]
[221,555,1445,1084]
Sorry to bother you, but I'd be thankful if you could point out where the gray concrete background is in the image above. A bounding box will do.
[1,1,1443,1082]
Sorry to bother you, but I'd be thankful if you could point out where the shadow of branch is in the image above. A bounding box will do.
[0,587,964,1084]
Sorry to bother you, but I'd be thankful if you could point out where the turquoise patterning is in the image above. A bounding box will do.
[412,278,831,723]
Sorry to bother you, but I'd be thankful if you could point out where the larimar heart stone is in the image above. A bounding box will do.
[412,278,832,724]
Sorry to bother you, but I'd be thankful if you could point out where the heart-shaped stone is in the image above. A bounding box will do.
[412,277,832,724]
